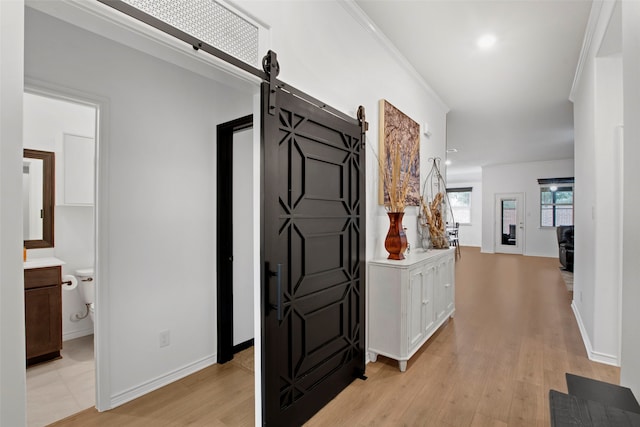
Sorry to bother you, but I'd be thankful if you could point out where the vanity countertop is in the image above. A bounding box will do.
[24,257,66,270]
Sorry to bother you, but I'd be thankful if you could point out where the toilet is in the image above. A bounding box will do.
[75,268,95,322]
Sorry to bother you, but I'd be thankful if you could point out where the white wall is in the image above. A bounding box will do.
[235,0,449,260]
[23,92,96,340]
[232,128,254,346]
[592,55,622,364]
[481,159,574,257]
[0,1,27,425]
[4,0,449,424]
[444,179,482,247]
[572,22,598,357]
[25,7,253,406]
[621,0,640,394]
[571,0,623,367]
[4,1,638,423]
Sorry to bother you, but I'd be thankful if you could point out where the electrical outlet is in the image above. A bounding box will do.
[159,330,170,348]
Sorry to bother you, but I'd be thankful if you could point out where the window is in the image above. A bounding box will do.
[538,178,574,227]
[446,187,472,225]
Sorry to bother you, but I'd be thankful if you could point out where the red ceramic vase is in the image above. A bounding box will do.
[385,212,408,260]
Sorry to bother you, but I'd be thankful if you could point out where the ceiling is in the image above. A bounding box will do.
[355,0,593,181]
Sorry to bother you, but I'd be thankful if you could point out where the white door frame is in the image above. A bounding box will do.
[24,79,111,411]
[495,193,525,254]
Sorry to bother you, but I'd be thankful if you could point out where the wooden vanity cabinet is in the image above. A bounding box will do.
[25,266,62,365]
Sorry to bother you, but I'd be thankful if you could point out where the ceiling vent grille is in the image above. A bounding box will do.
[123,0,260,66]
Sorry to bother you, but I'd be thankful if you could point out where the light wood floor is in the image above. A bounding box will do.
[50,247,618,426]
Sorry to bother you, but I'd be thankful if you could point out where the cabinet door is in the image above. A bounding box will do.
[434,261,446,322]
[441,256,455,313]
[25,285,62,359]
[407,267,425,350]
[422,263,436,333]
[434,255,455,322]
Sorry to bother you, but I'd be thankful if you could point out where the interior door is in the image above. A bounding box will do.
[232,127,254,347]
[495,193,524,254]
[217,115,253,363]
[261,83,366,426]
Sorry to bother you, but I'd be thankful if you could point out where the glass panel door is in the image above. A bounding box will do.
[501,199,517,246]
[495,193,524,254]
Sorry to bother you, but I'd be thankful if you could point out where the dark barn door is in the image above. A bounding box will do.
[261,82,366,426]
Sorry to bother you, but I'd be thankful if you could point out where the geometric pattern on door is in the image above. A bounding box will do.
[276,107,363,407]
[262,82,365,426]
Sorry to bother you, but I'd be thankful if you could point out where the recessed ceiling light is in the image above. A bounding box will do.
[477,34,497,49]
[445,160,452,166]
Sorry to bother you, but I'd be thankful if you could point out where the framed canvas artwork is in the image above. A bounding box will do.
[378,99,421,208]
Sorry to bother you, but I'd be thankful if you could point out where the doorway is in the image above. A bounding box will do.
[217,115,254,363]
[495,193,524,254]
[23,88,99,426]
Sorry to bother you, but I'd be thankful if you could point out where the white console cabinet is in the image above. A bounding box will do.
[368,248,455,371]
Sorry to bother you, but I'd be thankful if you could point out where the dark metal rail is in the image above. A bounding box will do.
[95,0,359,125]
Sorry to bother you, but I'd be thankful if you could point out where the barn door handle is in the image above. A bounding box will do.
[268,263,282,321]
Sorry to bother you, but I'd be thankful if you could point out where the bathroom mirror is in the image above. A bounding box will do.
[23,149,55,249]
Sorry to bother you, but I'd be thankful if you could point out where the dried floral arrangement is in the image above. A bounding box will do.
[377,100,421,212]
[419,158,454,249]
[420,193,448,248]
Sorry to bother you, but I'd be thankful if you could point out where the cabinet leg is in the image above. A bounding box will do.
[398,360,407,372]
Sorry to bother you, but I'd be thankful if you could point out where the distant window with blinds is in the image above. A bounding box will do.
[538,178,574,227]
[446,187,472,225]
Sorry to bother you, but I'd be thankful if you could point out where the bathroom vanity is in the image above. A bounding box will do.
[24,258,64,366]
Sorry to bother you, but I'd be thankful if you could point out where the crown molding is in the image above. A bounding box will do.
[570,0,610,102]
[340,0,449,113]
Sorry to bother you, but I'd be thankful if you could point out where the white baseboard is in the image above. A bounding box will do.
[590,349,620,366]
[571,301,620,367]
[523,251,557,258]
[110,354,217,409]
[571,301,594,356]
[63,327,94,341]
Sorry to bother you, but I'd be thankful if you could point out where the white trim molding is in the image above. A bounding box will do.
[25,77,114,412]
[110,355,217,408]
[339,0,449,113]
[572,301,620,367]
[569,0,618,102]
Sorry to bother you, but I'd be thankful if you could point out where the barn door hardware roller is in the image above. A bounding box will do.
[262,50,280,116]
[357,105,368,148]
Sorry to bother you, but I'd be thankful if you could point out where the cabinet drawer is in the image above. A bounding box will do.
[24,266,61,290]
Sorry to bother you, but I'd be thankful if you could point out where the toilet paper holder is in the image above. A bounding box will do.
[61,274,78,291]
[61,277,91,286]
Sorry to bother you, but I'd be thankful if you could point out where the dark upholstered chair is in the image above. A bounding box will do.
[557,225,574,272]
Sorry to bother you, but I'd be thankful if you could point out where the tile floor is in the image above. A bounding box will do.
[26,335,95,427]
